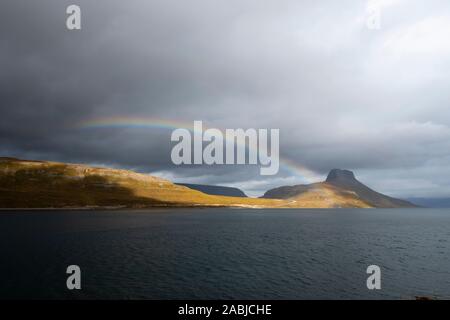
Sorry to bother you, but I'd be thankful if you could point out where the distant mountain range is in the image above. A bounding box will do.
[406,197,450,208]
[0,157,419,209]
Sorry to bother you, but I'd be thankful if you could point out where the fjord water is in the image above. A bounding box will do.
[0,209,449,299]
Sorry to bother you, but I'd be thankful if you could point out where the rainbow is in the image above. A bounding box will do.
[76,116,322,183]
[77,116,197,131]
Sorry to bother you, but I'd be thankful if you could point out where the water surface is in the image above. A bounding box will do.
[0,208,449,299]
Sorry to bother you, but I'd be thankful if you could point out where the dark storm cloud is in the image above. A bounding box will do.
[1,0,450,196]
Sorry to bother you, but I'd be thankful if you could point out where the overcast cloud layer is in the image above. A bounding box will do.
[1,0,450,197]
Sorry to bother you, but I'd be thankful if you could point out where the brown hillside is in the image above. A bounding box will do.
[0,157,286,209]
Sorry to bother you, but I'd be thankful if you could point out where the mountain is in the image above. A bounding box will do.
[262,169,418,208]
[176,183,247,197]
[0,158,418,209]
[0,157,283,209]
[407,198,450,208]
[325,169,418,207]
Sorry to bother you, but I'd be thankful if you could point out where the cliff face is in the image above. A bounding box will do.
[263,169,418,208]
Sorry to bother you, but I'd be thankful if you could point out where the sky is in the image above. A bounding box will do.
[1,0,450,197]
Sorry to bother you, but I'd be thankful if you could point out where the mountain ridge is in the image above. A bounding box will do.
[0,157,418,209]
[0,157,285,208]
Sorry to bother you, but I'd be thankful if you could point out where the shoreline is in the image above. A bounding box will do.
[0,206,427,211]
[0,204,269,211]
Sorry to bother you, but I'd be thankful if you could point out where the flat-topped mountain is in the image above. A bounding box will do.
[325,169,416,208]
[326,169,357,184]
[262,169,418,208]
[176,183,247,197]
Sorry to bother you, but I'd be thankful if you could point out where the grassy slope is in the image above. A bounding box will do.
[281,183,372,208]
[0,158,285,208]
[0,158,372,209]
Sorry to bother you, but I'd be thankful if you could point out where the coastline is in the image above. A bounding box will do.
[0,204,268,211]
[1,206,418,211]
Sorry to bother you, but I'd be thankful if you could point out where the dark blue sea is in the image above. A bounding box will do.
[0,208,449,299]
